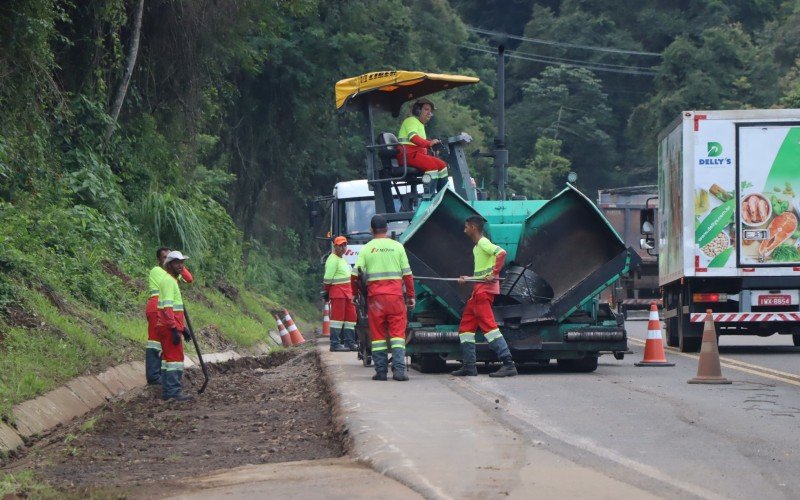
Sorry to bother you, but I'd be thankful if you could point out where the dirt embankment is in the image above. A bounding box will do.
[2,348,343,497]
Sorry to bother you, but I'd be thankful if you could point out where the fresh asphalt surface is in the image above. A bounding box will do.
[446,318,800,499]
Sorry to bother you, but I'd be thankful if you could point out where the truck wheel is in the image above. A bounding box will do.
[415,354,447,373]
[557,356,598,373]
[793,334,800,347]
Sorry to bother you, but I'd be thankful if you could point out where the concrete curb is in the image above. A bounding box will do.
[1,344,274,457]
[316,345,445,500]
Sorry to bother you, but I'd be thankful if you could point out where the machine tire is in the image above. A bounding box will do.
[557,356,598,373]
[793,334,800,347]
[415,354,447,373]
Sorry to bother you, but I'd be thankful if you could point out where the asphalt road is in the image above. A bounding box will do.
[448,319,800,499]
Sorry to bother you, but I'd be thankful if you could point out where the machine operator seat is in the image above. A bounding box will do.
[376,132,423,178]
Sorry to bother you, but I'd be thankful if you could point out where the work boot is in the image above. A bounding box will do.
[393,372,409,381]
[348,343,359,352]
[451,363,478,376]
[331,344,349,352]
[166,393,194,403]
[489,359,518,378]
[372,372,388,381]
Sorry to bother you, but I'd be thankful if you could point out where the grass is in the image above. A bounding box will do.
[0,470,59,498]
[189,288,275,347]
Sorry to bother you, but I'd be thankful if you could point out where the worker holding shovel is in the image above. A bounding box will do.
[452,215,517,377]
[156,250,193,401]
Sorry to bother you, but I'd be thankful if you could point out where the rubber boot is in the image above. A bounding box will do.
[145,346,162,385]
[372,350,388,381]
[162,369,186,400]
[343,328,358,351]
[489,357,518,378]
[452,341,478,376]
[391,347,408,381]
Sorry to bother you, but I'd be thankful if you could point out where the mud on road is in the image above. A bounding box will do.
[3,348,344,496]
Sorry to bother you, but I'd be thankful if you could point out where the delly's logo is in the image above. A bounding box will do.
[699,141,732,166]
[707,142,722,157]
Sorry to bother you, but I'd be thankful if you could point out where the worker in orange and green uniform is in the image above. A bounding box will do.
[452,215,517,378]
[156,251,193,401]
[323,236,358,352]
[397,97,448,193]
[352,215,415,381]
[145,247,193,386]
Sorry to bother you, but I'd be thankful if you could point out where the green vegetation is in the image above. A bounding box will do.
[1,0,800,428]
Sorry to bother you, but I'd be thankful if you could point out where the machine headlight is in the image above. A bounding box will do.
[422,173,433,184]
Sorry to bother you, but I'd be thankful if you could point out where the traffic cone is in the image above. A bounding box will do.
[275,316,293,348]
[283,309,306,345]
[322,302,331,337]
[688,309,731,384]
[635,302,674,367]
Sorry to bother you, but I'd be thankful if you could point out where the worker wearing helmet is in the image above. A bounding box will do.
[156,250,193,401]
[352,215,415,381]
[145,247,193,386]
[397,97,449,193]
[453,215,517,377]
[323,236,358,352]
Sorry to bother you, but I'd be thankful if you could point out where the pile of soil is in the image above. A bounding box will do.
[3,349,343,495]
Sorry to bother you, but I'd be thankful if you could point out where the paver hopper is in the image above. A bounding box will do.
[401,185,640,372]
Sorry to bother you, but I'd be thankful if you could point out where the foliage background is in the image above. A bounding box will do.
[1,0,799,415]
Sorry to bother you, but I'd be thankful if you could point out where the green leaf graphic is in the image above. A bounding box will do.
[695,199,734,247]
[707,141,722,157]
[708,247,733,267]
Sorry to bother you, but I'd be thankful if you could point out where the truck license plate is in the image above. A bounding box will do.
[758,295,792,306]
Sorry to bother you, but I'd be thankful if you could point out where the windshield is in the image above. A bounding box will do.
[340,198,410,239]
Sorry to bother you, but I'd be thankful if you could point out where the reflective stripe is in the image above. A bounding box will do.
[401,267,412,276]
[173,304,184,311]
[473,267,493,278]
[165,361,184,371]
[159,300,174,308]
[390,338,405,348]
[459,332,476,344]
[150,289,160,297]
[484,329,502,343]
[367,271,403,281]
[330,320,345,329]
[161,361,167,369]
[146,340,162,351]
[343,322,356,329]
[327,277,351,285]
[372,340,388,352]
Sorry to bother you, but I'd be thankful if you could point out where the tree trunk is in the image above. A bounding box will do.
[105,0,145,140]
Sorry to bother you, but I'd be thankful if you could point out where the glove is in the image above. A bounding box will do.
[182,327,192,342]
[323,291,330,302]
[171,328,181,345]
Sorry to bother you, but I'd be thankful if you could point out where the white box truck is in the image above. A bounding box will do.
[657,110,800,351]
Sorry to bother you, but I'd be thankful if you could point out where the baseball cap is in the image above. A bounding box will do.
[333,236,348,246]
[163,250,189,265]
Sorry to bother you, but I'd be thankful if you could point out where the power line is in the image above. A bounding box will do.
[467,26,662,58]
[459,43,657,76]
[461,41,658,73]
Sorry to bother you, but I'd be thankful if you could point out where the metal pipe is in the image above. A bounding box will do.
[494,44,508,201]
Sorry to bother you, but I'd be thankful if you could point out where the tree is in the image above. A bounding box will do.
[508,137,571,199]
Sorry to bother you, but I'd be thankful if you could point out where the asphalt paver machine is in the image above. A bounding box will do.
[334,62,640,372]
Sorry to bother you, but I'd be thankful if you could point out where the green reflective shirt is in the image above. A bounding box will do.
[352,237,412,296]
[149,266,168,297]
[398,116,426,145]
[157,274,184,312]
[473,237,502,278]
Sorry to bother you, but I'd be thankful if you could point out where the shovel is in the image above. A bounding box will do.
[183,306,210,394]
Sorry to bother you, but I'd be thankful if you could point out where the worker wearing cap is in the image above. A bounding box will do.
[323,236,358,352]
[452,215,517,377]
[352,215,415,381]
[145,247,193,386]
[397,97,448,193]
[156,250,193,401]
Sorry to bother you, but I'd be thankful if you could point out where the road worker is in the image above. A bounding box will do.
[397,97,448,193]
[323,236,358,352]
[352,215,415,381]
[156,250,193,401]
[452,215,517,377]
[145,247,193,386]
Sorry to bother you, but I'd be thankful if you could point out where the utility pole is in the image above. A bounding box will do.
[494,43,509,201]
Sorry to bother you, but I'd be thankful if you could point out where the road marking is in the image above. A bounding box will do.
[628,338,800,387]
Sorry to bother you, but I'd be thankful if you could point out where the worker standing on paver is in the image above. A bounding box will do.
[156,250,193,401]
[323,236,358,352]
[352,215,415,381]
[453,215,517,377]
[145,247,193,386]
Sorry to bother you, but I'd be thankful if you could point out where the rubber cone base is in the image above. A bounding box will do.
[635,361,675,367]
[688,376,731,385]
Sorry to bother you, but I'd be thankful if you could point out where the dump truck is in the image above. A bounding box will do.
[333,63,640,372]
[657,110,800,351]
[597,186,660,318]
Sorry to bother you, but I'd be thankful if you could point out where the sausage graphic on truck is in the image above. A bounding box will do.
[657,110,800,352]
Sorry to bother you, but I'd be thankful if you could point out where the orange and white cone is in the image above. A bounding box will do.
[322,302,331,337]
[276,315,293,348]
[283,309,306,345]
[688,309,731,384]
[635,302,674,367]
